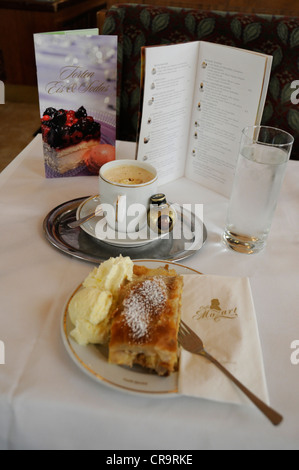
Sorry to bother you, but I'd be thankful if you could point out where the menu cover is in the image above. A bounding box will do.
[34,31,117,178]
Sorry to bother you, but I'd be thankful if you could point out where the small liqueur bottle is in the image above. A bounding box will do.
[147,193,177,234]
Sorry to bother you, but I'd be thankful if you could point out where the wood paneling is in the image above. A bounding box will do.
[0,0,107,85]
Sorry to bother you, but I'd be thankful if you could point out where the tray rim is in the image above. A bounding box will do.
[43,196,207,264]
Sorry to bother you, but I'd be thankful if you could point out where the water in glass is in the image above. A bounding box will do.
[223,142,288,253]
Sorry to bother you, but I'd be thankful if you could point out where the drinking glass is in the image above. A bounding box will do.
[223,126,294,254]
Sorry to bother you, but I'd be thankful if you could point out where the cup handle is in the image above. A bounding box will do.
[115,195,126,223]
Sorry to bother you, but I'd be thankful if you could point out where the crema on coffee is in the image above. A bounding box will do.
[103,165,155,185]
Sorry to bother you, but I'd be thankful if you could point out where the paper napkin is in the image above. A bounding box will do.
[178,275,270,406]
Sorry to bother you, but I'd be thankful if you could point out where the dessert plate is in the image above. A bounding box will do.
[43,197,207,263]
[76,195,168,247]
[61,260,201,396]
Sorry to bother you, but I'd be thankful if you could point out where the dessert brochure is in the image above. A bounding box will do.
[136,41,272,197]
[34,30,117,178]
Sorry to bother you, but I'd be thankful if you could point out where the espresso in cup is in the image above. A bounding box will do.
[98,160,158,234]
[103,165,155,185]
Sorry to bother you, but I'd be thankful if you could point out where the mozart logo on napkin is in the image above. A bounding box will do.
[34,31,117,178]
[193,298,238,322]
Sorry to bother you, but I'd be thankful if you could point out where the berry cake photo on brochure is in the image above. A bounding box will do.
[34,32,117,178]
[41,105,115,175]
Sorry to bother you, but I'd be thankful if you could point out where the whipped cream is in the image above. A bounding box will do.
[69,255,134,345]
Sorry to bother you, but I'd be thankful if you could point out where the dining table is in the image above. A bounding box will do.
[0,133,299,451]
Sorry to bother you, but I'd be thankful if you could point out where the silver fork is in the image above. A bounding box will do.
[178,320,283,426]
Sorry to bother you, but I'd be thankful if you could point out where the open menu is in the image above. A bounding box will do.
[136,41,272,197]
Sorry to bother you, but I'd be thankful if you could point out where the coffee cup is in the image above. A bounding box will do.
[98,159,158,234]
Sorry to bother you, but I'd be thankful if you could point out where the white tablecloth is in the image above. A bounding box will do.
[0,135,299,450]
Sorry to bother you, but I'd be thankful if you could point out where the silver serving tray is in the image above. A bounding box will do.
[43,196,207,264]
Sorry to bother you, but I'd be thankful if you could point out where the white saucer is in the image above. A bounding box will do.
[76,196,168,248]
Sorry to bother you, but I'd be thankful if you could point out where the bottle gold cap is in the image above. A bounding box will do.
[150,193,166,205]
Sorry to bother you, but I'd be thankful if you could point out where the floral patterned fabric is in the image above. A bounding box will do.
[103,3,299,159]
